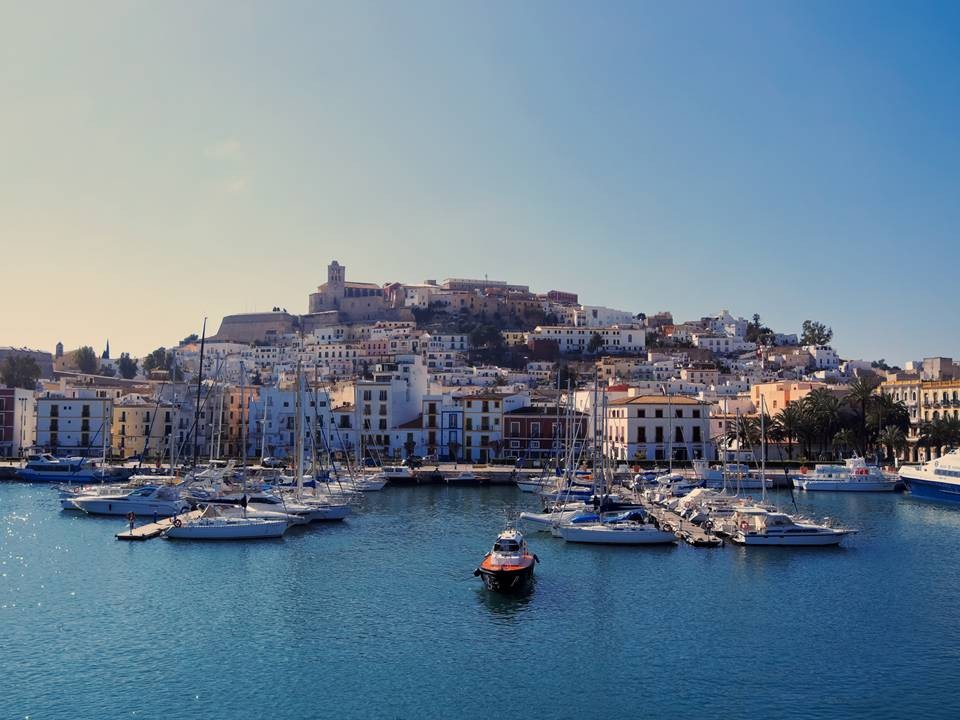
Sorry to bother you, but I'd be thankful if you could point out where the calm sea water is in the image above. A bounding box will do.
[2,482,959,720]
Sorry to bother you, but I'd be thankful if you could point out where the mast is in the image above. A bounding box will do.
[760,395,767,503]
[294,361,304,500]
[240,362,248,471]
[170,353,179,473]
[192,318,207,467]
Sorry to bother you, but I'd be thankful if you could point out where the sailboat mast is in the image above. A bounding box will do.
[192,318,207,467]
[294,361,304,498]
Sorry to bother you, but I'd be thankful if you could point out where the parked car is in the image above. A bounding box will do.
[403,456,424,469]
[261,457,286,468]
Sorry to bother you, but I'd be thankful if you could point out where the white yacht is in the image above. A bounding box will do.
[163,505,289,540]
[17,454,105,483]
[66,485,191,517]
[899,449,960,503]
[794,457,898,492]
[519,502,589,532]
[724,507,853,546]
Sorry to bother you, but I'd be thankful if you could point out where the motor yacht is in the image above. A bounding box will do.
[723,507,854,546]
[66,485,190,517]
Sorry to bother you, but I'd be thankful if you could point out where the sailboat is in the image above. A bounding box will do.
[556,376,676,546]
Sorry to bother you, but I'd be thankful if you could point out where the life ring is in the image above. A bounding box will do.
[740,520,749,531]
[126,512,136,522]
[800,466,809,475]
[173,518,182,528]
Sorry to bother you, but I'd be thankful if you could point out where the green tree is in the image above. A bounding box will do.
[773,403,805,461]
[142,347,168,374]
[845,376,880,454]
[180,333,199,346]
[877,425,907,462]
[833,428,857,457]
[1,356,41,390]
[117,353,138,379]
[587,332,604,355]
[75,346,98,374]
[802,389,842,459]
[800,320,833,346]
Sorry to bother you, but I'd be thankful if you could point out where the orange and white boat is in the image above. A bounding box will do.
[474,528,538,593]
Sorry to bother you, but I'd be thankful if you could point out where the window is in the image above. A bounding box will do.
[675,409,682,418]
[692,409,700,418]
[655,426,664,443]
[637,427,646,443]
[655,409,663,418]
[637,409,645,418]
[692,427,701,442]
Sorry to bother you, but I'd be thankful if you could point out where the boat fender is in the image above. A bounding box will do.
[800,466,808,474]
[473,568,481,577]
[173,518,183,528]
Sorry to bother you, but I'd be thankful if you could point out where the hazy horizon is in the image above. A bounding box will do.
[3,1,958,365]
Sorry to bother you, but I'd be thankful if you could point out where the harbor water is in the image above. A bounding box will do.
[2,483,959,719]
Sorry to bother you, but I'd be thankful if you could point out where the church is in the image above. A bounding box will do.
[308,261,390,322]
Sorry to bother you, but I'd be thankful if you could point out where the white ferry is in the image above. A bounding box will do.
[899,449,960,503]
[793,457,898,492]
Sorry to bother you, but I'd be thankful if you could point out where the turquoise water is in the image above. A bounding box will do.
[2,483,959,720]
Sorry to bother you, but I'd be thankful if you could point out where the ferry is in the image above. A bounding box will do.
[794,457,898,492]
[899,449,960,503]
[16,454,106,483]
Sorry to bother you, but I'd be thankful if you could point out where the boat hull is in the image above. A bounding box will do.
[164,519,288,540]
[68,498,190,517]
[902,476,960,503]
[730,532,846,546]
[559,524,677,545]
[475,565,534,593]
[794,479,897,492]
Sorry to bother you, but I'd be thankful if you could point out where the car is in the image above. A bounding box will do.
[402,456,424,469]
[261,457,287,468]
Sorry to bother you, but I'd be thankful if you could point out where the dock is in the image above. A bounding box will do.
[115,510,204,541]
[641,502,724,548]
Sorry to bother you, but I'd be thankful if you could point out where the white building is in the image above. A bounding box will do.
[604,395,712,463]
[35,391,113,456]
[530,325,645,355]
[574,306,637,328]
[806,345,840,371]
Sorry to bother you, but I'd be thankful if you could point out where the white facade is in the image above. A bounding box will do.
[0,388,36,458]
[604,395,712,463]
[35,391,113,455]
[806,345,840,370]
[574,305,637,328]
[530,325,645,354]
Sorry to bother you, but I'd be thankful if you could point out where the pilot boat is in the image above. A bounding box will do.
[474,528,538,593]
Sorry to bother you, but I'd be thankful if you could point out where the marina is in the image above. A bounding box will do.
[3,480,960,719]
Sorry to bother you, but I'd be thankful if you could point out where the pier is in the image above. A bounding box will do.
[115,510,204,541]
[639,500,724,547]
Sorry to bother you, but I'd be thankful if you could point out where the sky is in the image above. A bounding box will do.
[1,0,958,364]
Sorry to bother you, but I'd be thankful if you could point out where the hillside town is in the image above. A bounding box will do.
[2,260,957,469]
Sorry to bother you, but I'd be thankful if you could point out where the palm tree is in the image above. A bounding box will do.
[877,425,907,462]
[844,376,879,454]
[774,404,804,461]
[832,428,856,457]
[803,389,843,459]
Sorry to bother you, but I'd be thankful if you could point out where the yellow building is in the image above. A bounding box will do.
[112,395,175,460]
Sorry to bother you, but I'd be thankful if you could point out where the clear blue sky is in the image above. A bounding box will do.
[2,1,958,364]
